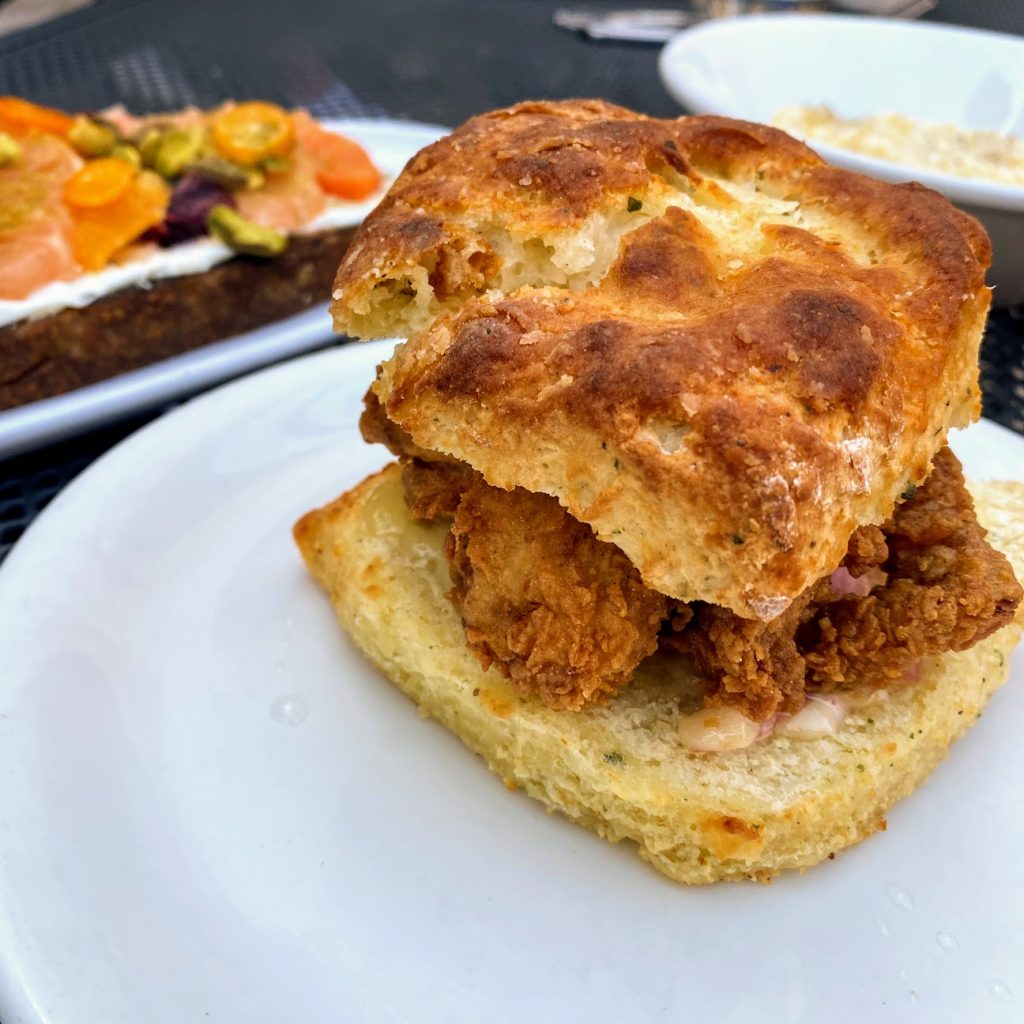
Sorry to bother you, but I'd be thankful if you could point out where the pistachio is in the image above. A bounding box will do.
[0,131,21,167]
[243,166,265,190]
[109,143,142,169]
[206,204,287,257]
[152,128,203,179]
[186,152,250,189]
[261,155,291,174]
[136,126,164,167]
[67,115,118,157]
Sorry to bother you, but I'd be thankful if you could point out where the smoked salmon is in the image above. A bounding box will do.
[0,99,382,302]
[0,133,81,300]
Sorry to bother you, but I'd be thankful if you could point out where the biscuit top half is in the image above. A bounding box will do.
[331,99,992,620]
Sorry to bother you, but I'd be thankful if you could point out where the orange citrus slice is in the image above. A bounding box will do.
[63,157,136,208]
[69,170,169,270]
[210,102,295,167]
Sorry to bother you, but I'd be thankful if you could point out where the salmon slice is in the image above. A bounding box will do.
[292,110,381,200]
[0,133,82,300]
[235,143,326,232]
[100,104,207,137]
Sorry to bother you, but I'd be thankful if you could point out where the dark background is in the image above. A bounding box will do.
[1,0,1023,563]
[4,0,1024,125]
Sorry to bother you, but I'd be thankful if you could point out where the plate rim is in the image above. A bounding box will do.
[658,12,1024,212]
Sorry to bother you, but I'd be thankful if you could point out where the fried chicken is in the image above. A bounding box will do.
[667,586,827,721]
[362,389,1021,718]
[363,389,474,519]
[802,447,1021,690]
[403,457,475,521]
[669,448,1022,719]
[446,476,668,709]
[363,389,667,708]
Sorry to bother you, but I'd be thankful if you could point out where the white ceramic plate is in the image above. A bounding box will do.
[659,15,1024,209]
[658,15,1024,302]
[0,340,1022,1024]
[0,119,445,460]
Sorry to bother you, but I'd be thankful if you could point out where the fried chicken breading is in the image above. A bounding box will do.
[668,584,827,721]
[803,447,1022,690]
[363,390,1021,719]
[445,477,669,709]
[402,458,474,521]
[671,448,1022,719]
[367,388,669,708]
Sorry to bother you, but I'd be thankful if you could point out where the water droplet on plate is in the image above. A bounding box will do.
[878,921,890,937]
[270,694,308,726]
[989,980,1012,1003]
[936,932,959,953]
[887,884,915,911]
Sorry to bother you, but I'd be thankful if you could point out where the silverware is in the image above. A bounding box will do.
[554,1,937,44]
[553,8,694,43]
[886,0,937,17]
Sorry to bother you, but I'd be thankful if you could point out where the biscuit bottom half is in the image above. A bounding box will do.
[294,465,1024,884]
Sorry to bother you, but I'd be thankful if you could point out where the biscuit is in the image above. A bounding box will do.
[294,467,1023,883]
[331,100,991,616]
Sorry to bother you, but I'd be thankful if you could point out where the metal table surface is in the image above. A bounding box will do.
[0,0,1022,565]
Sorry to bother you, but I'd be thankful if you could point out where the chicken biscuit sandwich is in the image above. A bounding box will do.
[295,101,1023,883]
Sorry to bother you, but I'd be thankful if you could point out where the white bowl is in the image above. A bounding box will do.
[659,14,1024,304]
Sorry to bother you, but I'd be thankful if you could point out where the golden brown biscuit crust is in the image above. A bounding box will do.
[335,100,991,617]
[332,100,988,341]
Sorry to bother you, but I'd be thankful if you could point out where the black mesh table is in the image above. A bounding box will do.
[1,0,1023,564]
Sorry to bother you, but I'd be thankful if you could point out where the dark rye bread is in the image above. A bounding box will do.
[0,226,356,411]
